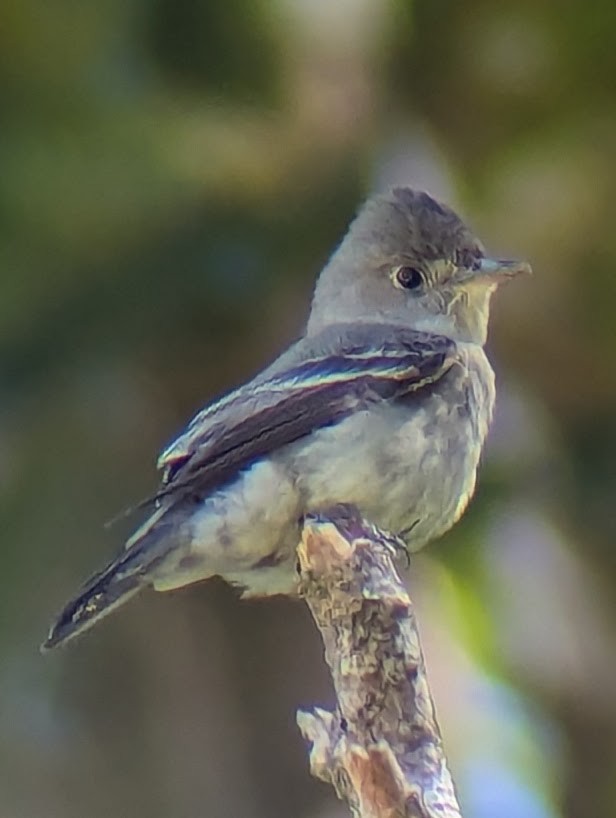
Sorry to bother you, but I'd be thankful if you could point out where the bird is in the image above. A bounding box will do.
[43,187,530,650]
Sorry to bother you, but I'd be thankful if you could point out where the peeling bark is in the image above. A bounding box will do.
[297,505,462,818]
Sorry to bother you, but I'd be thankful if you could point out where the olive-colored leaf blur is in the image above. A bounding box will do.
[2,2,615,818]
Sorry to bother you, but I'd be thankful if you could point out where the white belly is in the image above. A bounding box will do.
[153,344,495,594]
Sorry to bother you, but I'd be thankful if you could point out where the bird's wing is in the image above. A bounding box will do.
[152,325,456,504]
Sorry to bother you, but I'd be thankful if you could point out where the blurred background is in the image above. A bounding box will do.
[2,1,616,817]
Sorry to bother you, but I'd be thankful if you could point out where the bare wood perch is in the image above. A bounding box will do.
[296,505,462,818]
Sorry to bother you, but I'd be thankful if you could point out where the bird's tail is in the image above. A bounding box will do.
[42,546,148,652]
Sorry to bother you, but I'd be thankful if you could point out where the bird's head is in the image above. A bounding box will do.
[308,187,531,345]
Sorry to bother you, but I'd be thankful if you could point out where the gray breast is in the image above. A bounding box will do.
[290,342,495,550]
[400,342,495,548]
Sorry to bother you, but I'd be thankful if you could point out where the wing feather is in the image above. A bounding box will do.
[152,326,456,504]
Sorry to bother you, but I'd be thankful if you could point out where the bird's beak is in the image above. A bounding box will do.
[456,257,532,285]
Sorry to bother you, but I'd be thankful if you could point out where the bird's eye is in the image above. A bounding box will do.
[394,266,424,290]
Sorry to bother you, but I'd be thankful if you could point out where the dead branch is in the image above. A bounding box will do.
[296,504,462,818]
